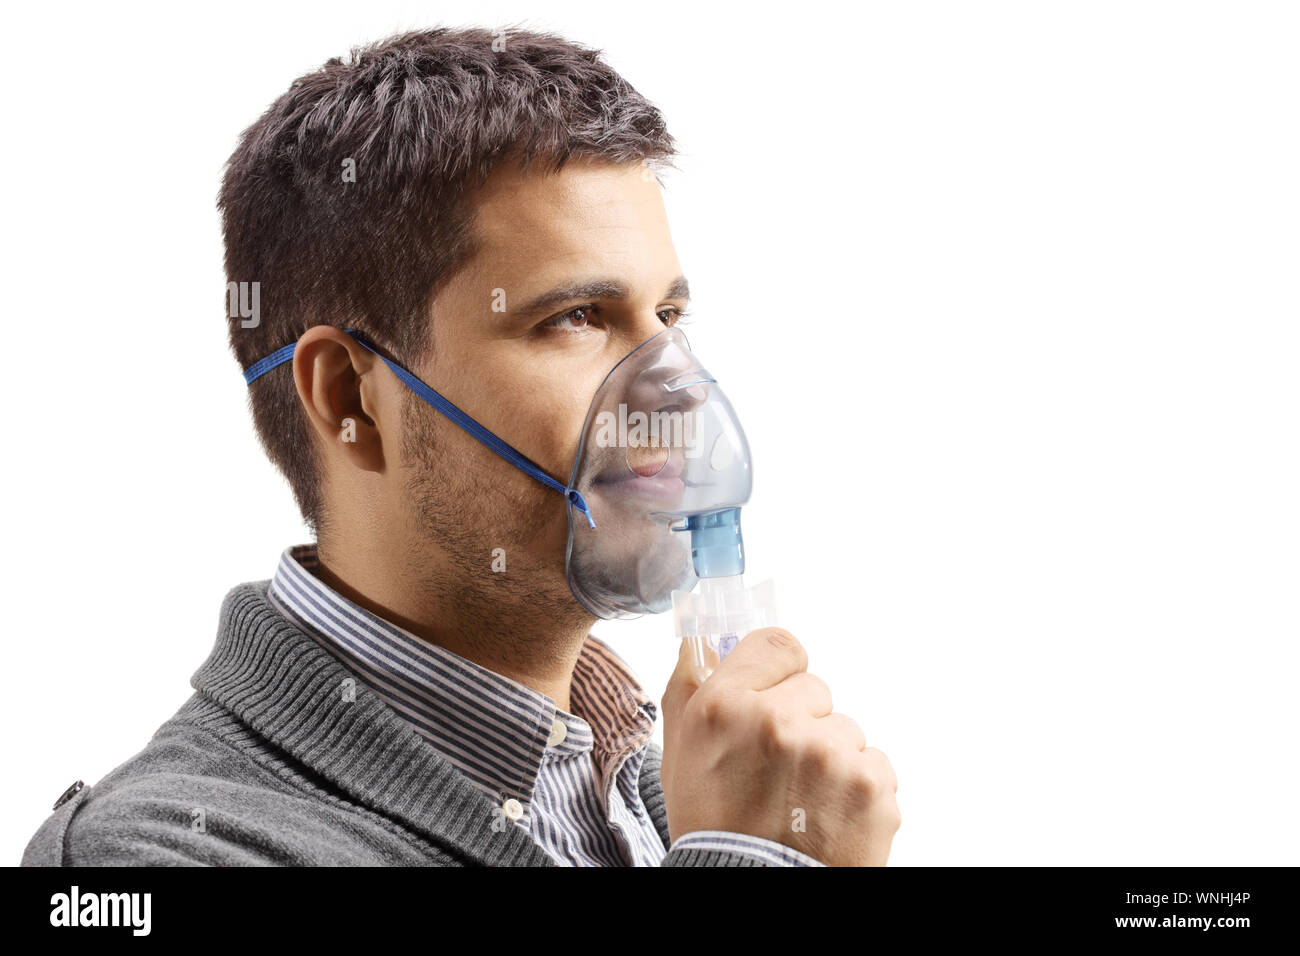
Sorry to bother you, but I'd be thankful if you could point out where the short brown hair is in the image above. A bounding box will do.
[220,26,675,532]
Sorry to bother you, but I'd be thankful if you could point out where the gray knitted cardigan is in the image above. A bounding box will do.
[22,581,767,867]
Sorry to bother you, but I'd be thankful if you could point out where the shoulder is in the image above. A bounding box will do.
[22,703,463,866]
[23,773,270,866]
[23,714,298,866]
[27,778,239,866]
[23,704,334,866]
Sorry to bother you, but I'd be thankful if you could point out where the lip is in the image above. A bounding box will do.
[597,472,686,502]
[593,450,687,502]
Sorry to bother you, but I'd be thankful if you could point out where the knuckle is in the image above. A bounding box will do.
[863,745,892,770]
[692,690,735,730]
[809,672,833,707]
[755,705,797,756]
[846,764,881,803]
[832,712,864,744]
[799,734,838,773]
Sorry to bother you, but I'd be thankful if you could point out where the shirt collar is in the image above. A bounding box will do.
[267,544,658,813]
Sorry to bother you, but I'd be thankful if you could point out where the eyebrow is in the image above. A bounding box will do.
[513,276,690,318]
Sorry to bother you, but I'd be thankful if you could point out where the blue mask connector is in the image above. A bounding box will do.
[675,507,745,579]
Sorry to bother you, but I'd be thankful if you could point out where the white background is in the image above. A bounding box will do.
[1,0,1296,866]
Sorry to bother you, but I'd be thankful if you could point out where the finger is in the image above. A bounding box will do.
[711,626,808,694]
[660,638,701,730]
[860,746,899,793]
[762,671,833,719]
[813,712,867,753]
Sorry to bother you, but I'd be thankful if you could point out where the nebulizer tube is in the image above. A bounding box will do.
[671,508,777,683]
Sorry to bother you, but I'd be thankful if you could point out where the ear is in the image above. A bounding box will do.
[291,325,387,474]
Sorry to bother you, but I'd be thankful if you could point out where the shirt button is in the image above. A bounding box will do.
[547,718,567,747]
[502,798,524,821]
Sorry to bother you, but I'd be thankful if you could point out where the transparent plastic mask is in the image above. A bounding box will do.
[565,326,753,618]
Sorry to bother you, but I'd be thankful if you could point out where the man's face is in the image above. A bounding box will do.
[396,159,690,617]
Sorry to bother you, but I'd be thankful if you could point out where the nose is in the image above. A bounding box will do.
[622,329,711,418]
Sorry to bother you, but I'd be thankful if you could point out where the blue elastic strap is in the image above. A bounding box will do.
[241,329,595,529]
[242,343,297,385]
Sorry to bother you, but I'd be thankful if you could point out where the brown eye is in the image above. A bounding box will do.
[542,307,595,331]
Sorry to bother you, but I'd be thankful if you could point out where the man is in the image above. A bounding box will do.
[23,26,899,867]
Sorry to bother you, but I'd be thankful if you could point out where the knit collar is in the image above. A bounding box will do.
[191,581,670,866]
[266,545,658,822]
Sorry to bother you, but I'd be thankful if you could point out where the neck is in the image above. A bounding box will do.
[312,535,595,712]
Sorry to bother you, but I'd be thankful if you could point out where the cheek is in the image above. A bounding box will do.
[434,336,609,478]
[494,379,596,477]
[553,393,600,475]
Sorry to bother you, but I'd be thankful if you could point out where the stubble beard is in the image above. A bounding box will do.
[398,391,593,661]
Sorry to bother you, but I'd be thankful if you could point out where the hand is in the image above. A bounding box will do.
[660,627,900,866]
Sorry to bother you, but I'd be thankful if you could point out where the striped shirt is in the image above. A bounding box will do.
[268,544,822,866]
